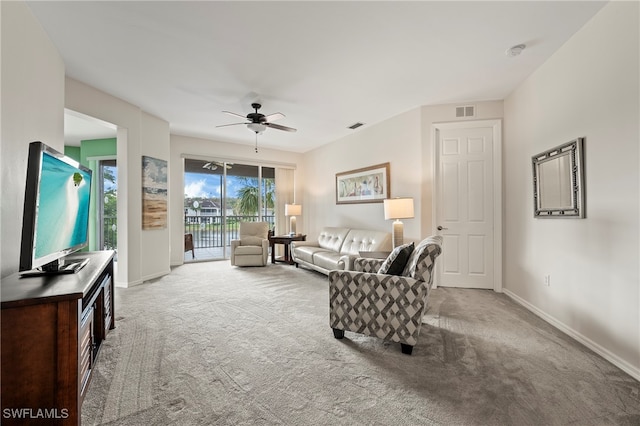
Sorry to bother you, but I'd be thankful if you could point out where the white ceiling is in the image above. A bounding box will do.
[28,1,607,153]
[64,109,117,146]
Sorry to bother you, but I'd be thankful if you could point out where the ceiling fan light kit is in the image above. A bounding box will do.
[247,122,266,134]
[216,102,297,152]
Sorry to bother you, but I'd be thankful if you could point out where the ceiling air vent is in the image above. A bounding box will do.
[348,122,364,130]
[455,105,476,118]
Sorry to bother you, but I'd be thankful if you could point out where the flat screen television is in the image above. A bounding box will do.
[19,141,93,276]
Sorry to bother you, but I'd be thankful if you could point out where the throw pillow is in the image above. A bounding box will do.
[378,242,414,275]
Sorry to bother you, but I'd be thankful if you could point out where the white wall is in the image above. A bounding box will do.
[65,78,171,287]
[140,112,171,280]
[301,108,423,242]
[0,1,65,278]
[169,134,303,266]
[503,1,639,379]
[300,102,504,245]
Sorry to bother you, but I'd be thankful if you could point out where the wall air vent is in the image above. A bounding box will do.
[455,105,476,118]
[348,122,364,130]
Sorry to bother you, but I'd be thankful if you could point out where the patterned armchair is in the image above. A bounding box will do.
[328,236,442,355]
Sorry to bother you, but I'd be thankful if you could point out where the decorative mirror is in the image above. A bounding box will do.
[532,138,585,218]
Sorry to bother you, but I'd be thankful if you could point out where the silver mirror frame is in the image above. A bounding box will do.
[532,138,585,218]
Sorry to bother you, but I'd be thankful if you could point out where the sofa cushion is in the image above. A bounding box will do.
[339,229,392,256]
[316,227,351,251]
[235,245,265,256]
[378,242,414,275]
[241,236,264,246]
[292,245,328,264]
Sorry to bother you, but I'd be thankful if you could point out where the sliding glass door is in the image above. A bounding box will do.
[184,158,275,262]
[98,159,117,252]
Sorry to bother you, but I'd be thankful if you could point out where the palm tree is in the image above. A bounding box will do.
[236,177,274,217]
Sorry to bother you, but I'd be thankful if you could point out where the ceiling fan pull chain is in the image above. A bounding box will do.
[255,133,259,153]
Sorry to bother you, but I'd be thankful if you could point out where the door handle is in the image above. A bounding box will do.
[437,226,448,231]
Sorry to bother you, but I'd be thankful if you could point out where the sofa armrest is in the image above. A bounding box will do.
[354,257,385,273]
[329,271,423,296]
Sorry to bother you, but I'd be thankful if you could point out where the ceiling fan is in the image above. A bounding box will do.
[216,103,297,134]
[202,161,232,171]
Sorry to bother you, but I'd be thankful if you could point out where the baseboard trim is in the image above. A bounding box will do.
[115,279,142,288]
[115,269,170,288]
[140,269,171,284]
[503,289,640,382]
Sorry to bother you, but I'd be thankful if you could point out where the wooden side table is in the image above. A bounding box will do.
[269,234,306,264]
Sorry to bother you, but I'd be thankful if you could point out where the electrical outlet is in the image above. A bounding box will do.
[544,275,551,286]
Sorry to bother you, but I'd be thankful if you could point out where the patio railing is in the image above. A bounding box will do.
[184,215,275,249]
[103,216,117,250]
[101,215,275,252]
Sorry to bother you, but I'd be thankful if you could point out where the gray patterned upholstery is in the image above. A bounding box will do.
[352,257,384,273]
[328,236,442,354]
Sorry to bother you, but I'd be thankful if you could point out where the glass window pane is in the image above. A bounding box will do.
[184,159,276,261]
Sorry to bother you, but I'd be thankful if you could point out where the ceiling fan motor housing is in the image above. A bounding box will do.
[247,112,266,123]
[248,103,266,123]
[217,102,296,134]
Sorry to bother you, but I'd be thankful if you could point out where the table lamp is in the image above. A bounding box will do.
[383,198,414,248]
[285,203,302,236]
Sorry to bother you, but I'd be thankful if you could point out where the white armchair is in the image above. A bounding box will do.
[230,222,270,266]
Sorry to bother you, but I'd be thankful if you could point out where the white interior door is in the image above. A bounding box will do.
[433,120,502,290]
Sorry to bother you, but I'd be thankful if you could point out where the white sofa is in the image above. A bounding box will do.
[291,226,391,275]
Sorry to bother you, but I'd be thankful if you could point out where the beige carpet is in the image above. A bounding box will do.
[82,261,640,425]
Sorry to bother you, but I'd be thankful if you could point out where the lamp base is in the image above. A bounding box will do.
[289,216,297,236]
[392,220,404,249]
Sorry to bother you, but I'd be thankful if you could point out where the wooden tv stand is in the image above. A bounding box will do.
[1,250,115,425]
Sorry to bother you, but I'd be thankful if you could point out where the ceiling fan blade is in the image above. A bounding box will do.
[202,162,218,171]
[222,111,248,119]
[266,122,297,132]
[212,161,232,169]
[215,122,249,128]
[264,112,285,122]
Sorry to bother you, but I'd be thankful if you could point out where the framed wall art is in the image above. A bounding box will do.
[142,155,168,229]
[336,162,390,204]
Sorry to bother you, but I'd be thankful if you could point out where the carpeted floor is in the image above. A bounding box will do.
[82,261,640,425]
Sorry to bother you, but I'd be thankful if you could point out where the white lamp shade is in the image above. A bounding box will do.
[285,204,302,216]
[383,198,414,220]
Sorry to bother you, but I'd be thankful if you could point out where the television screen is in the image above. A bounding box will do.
[20,142,92,275]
